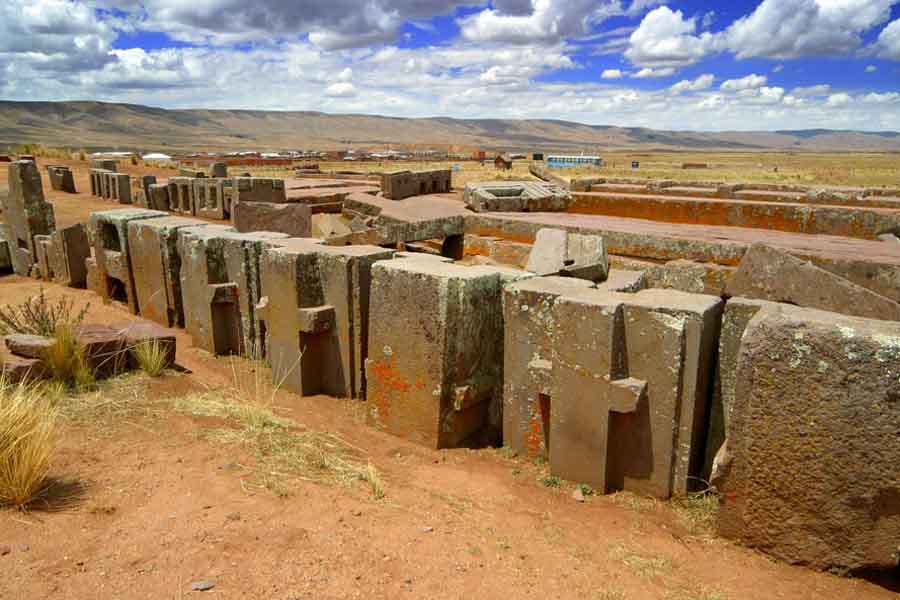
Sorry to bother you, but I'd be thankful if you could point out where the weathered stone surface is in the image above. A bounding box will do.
[367,259,529,448]
[147,184,171,211]
[525,228,608,281]
[725,243,900,320]
[4,161,55,276]
[131,175,156,207]
[167,177,195,215]
[233,201,312,237]
[72,324,127,378]
[464,181,570,213]
[381,169,451,200]
[114,173,131,202]
[128,216,211,327]
[0,237,11,272]
[110,320,177,369]
[90,159,118,171]
[179,227,290,356]
[553,289,721,496]
[717,308,900,572]
[5,334,54,359]
[89,208,168,313]
[46,166,76,193]
[343,192,467,246]
[259,239,393,399]
[194,178,231,220]
[209,162,228,178]
[34,235,53,280]
[49,224,90,287]
[1,354,46,382]
[230,178,286,203]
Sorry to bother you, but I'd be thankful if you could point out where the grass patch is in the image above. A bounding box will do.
[173,389,383,499]
[43,325,93,391]
[671,492,719,538]
[608,543,674,578]
[0,378,58,509]
[131,339,168,377]
[541,474,562,488]
[0,288,88,337]
[610,491,659,513]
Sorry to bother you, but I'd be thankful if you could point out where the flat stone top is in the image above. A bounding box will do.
[375,256,504,280]
[506,275,596,297]
[129,216,209,230]
[92,208,168,223]
[751,304,900,339]
[574,191,900,214]
[626,288,722,315]
[268,237,392,258]
[469,212,900,266]
[178,224,236,241]
[284,178,375,190]
[346,192,468,223]
[286,186,379,201]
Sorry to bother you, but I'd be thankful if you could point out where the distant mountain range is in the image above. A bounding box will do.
[1,100,898,153]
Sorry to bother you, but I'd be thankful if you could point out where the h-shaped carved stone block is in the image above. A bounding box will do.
[259,239,394,399]
[5,161,55,276]
[178,226,289,355]
[550,289,721,498]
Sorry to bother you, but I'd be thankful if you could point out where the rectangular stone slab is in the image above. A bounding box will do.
[4,161,55,276]
[49,223,90,287]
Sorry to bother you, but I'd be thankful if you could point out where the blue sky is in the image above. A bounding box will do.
[1,0,899,131]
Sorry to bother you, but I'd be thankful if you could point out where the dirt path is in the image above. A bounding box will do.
[0,278,896,599]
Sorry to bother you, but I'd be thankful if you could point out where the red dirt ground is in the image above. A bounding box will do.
[0,281,897,599]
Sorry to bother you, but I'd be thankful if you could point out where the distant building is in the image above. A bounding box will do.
[495,154,513,170]
[546,155,603,169]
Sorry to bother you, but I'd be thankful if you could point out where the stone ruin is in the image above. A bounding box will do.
[380,169,452,200]
[46,165,76,193]
[2,158,899,576]
[464,180,570,213]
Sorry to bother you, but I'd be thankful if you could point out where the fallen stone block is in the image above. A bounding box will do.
[717,308,900,572]
[167,177,195,215]
[180,227,290,356]
[5,334,54,359]
[464,181,570,213]
[110,320,177,369]
[89,208,168,313]
[4,161,55,276]
[209,162,228,178]
[194,178,231,220]
[34,235,53,281]
[49,223,90,287]
[73,324,127,378]
[725,243,900,320]
[147,184,171,211]
[312,213,352,239]
[1,355,46,382]
[231,177,286,203]
[524,228,608,281]
[233,201,312,237]
[86,257,103,298]
[367,259,529,448]
[259,239,393,399]
[128,216,212,327]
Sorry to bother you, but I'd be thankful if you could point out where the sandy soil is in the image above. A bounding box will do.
[0,278,897,600]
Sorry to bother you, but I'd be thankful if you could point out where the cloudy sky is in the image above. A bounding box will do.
[2,0,900,131]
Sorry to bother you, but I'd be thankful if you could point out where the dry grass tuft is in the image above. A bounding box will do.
[131,339,168,377]
[0,288,88,337]
[671,492,719,538]
[43,325,93,391]
[608,542,673,577]
[0,377,58,508]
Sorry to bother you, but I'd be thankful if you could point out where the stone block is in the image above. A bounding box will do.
[0,237,11,273]
[34,235,53,280]
[209,162,228,178]
[232,201,312,237]
[90,159,118,171]
[46,166,76,193]
[194,178,231,220]
[5,334,54,359]
[717,308,900,572]
[259,239,394,399]
[464,181,570,212]
[231,178,286,203]
[367,259,527,448]
[49,223,90,287]
[380,169,452,200]
[725,242,900,320]
[128,216,211,327]
[147,184,171,211]
[167,177,195,215]
[525,228,608,281]
[4,161,55,276]
[110,320,178,369]
[72,324,127,378]
[553,289,721,497]
[1,355,46,382]
[89,208,168,313]
[179,227,290,356]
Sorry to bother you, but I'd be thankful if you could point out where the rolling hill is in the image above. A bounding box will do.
[1,100,898,153]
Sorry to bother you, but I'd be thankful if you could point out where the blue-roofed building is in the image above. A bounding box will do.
[546,155,603,169]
